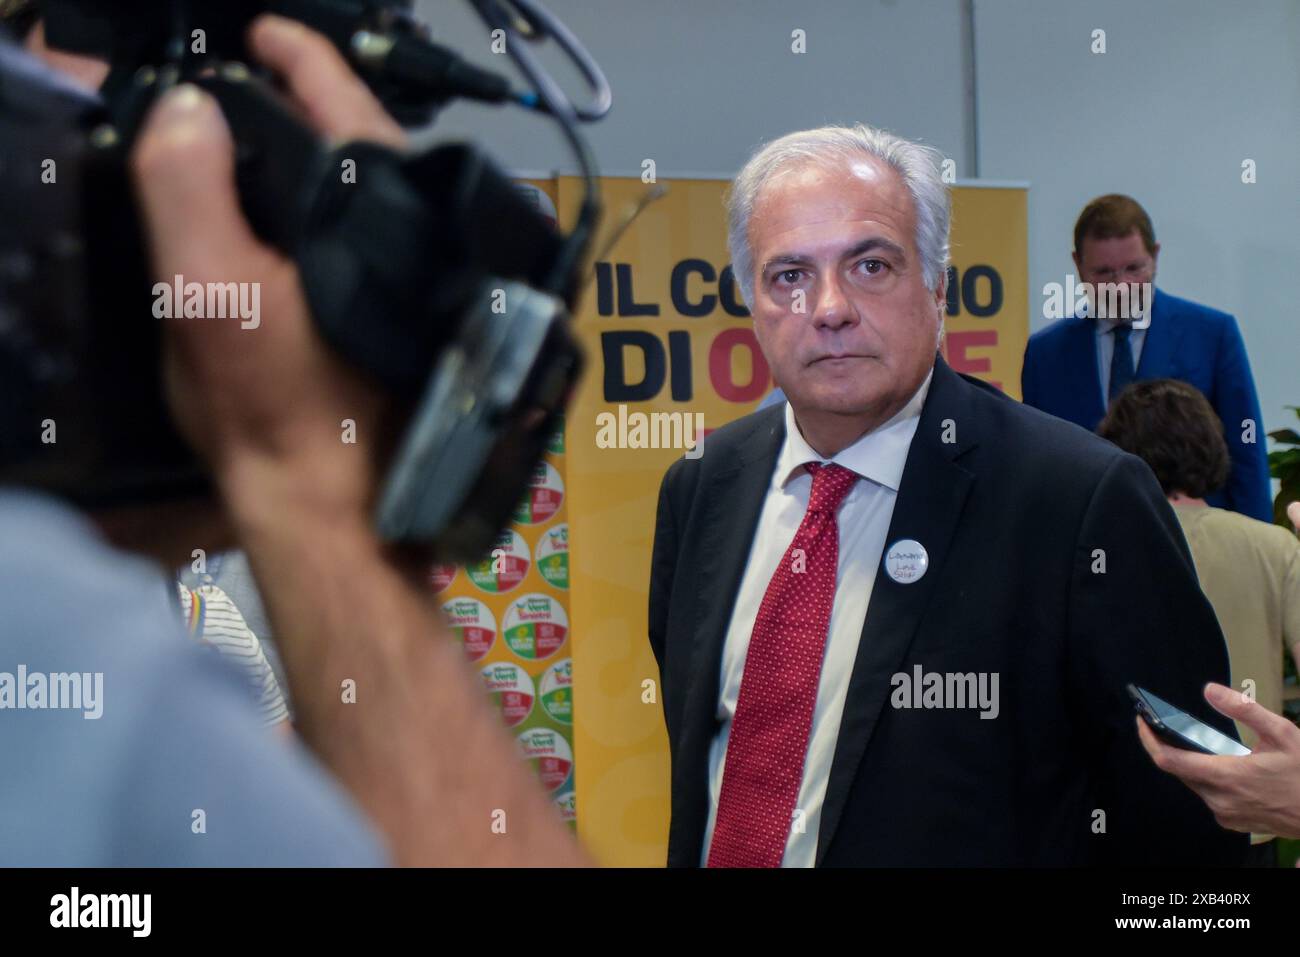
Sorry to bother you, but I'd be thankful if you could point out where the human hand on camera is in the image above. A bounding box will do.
[1137,682,1300,838]
[130,14,406,532]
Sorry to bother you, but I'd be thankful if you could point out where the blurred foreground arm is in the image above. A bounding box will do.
[131,15,587,867]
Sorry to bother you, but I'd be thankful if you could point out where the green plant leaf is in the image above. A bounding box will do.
[1269,453,1300,480]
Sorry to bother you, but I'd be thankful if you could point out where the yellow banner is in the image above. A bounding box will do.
[556,175,1028,865]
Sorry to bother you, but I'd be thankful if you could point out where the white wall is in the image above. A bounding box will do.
[414,0,1298,440]
[413,0,968,174]
[976,0,1300,438]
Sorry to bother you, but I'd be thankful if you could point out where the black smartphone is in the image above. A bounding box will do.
[1128,684,1250,756]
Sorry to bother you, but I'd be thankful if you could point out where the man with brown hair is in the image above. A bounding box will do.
[1021,194,1272,523]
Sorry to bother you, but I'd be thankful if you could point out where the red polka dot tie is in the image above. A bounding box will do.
[707,461,859,868]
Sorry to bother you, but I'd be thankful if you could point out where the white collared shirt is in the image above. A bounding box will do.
[701,370,932,866]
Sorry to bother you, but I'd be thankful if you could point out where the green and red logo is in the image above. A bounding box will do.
[503,593,568,661]
[467,529,530,594]
[441,597,497,662]
[539,658,573,725]
[512,461,564,526]
[517,728,573,792]
[480,662,535,727]
[534,524,569,590]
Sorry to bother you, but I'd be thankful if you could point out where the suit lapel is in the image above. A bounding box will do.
[815,357,978,864]
[1063,317,1105,427]
[670,405,785,862]
[1134,287,1180,379]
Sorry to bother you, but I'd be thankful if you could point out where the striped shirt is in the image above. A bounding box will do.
[175,582,290,728]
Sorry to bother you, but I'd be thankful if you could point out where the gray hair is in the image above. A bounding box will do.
[725,123,951,310]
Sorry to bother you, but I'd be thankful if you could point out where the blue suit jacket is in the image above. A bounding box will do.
[1022,287,1272,522]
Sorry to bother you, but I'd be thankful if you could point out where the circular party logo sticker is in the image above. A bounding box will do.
[467,529,530,594]
[428,564,457,595]
[441,597,497,662]
[480,662,535,728]
[539,658,573,725]
[512,461,564,526]
[554,789,576,825]
[503,593,568,661]
[517,728,574,793]
[534,524,569,590]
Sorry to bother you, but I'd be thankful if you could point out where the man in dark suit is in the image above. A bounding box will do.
[649,124,1247,867]
[1021,194,1272,523]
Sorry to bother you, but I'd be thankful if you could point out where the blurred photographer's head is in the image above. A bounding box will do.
[3,0,208,565]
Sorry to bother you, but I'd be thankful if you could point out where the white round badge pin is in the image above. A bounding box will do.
[884,539,928,584]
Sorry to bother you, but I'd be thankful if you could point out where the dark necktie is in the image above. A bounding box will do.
[1109,323,1135,403]
[706,461,858,868]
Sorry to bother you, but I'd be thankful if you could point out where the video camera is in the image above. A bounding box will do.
[0,0,607,561]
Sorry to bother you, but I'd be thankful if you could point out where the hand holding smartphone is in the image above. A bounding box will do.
[1128,684,1251,757]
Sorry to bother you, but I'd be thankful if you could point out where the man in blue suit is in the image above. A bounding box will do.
[1022,194,1272,522]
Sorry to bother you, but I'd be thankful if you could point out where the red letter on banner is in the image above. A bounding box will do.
[944,330,1001,391]
[709,328,771,402]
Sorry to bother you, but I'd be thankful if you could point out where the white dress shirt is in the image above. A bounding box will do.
[701,370,932,866]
